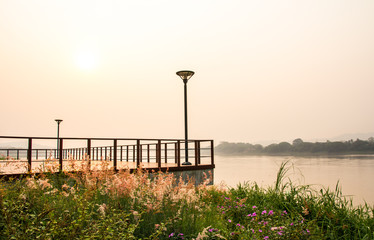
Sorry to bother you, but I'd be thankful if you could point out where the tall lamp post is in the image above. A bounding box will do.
[55,119,63,159]
[176,70,195,165]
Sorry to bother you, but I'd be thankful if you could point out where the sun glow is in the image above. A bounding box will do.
[74,51,98,70]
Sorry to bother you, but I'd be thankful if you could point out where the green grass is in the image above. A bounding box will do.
[0,162,373,239]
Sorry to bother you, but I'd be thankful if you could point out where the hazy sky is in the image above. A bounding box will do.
[1,0,374,144]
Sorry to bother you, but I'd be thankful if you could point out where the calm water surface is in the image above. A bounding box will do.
[214,155,374,206]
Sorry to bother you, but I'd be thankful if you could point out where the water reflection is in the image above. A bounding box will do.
[214,155,374,206]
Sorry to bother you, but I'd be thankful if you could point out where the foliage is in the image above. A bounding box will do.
[0,161,373,239]
[216,138,374,155]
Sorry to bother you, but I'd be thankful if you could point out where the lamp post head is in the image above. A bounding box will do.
[176,70,194,84]
[55,119,63,125]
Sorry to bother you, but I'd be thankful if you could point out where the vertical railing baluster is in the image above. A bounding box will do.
[113,139,117,171]
[87,139,91,169]
[177,140,181,167]
[211,140,214,166]
[140,145,143,163]
[198,141,201,164]
[110,146,112,161]
[126,146,129,162]
[59,139,63,172]
[147,144,150,163]
[165,143,167,164]
[133,145,135,162]
[27,138,32,173]
[136,140,140,167]
[194,141,198,166]
[120,146,123,161]
[157,140,161,168]
[174,142,178,164]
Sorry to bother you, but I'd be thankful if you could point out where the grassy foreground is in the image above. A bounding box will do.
[0,161,373,239]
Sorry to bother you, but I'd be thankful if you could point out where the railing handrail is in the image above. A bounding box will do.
[0,136,212,141]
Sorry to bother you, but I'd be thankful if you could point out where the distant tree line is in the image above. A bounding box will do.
[215,137,374,155]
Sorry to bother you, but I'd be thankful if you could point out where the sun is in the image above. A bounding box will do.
[74,51,98,70]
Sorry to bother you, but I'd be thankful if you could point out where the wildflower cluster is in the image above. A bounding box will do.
[216,195,314,239]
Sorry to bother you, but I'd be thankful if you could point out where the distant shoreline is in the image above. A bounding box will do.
[215,151,374,157]
[215,139,374,157]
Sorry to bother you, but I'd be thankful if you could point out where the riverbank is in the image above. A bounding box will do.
[1,163,373,239]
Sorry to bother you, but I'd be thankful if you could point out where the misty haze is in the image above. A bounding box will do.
[1,0,374,239]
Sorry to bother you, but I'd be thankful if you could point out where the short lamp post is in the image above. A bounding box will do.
[55,119,63,159]
[176,70,195,165]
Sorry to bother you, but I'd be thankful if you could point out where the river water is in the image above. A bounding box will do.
[214,154,374,206]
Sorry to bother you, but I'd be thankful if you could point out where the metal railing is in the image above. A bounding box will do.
[0,136,214,175]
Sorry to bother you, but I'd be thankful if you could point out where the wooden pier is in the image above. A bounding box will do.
[0,136,215,179]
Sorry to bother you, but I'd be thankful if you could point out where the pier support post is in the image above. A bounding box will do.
[27,138,32,173]
[59,139,63,172]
